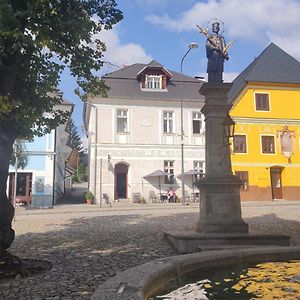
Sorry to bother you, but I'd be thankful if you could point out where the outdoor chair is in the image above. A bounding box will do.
[191,192,200,203]
[132,192,142,203]
[102,193,112,207]
[181,190,191,204]
[148,190,158,203]
[158,193,168,203]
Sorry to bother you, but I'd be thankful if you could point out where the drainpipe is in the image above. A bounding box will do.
[99,158,103,208]
[94,106,98,202]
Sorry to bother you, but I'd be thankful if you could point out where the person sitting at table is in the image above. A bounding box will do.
[167,187,176,203]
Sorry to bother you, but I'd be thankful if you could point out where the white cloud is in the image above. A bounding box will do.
[146,0,300,60]
[131,0,182,9]
[223,72,239,83]
[99,27,152,69]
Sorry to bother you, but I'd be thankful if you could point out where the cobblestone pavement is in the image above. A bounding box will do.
[1,200,299,299]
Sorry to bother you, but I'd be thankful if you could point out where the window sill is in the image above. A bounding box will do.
[141,88,168,92]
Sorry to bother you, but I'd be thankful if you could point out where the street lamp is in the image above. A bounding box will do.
[180,42,198,205]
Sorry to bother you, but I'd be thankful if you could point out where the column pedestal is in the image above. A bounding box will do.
[195,82,248,234]
[196,175,248,233]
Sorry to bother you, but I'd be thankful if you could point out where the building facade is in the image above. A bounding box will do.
[8,101,74,206]
[84,61,205,203]
[229,43,300,201]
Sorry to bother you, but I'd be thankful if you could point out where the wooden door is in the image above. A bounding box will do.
[270,168,283,200]
[114,163,128,200]
[9,172,32,205]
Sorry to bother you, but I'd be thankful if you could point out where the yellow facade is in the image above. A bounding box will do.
[230,83,300,201]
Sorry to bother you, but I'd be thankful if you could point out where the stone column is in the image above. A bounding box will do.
[196,83,248,233]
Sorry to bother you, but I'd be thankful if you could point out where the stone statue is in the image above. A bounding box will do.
[197,21,231,83]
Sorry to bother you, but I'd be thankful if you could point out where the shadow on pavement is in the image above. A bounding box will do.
[5,211,300,299]
[57,182,88,205]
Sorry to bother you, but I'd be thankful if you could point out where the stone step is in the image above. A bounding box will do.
[164,230,291,254]
[198,244,280,252]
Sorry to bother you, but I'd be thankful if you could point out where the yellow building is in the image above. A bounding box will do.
[229,43,300,201]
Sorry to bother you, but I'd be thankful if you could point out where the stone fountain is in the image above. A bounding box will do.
[164,21,290,253]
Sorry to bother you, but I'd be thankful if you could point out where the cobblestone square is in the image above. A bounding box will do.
[1,201,299,299]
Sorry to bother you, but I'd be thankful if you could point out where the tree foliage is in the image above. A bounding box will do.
[68,119,83,153]
[9,140,29,169]
[0,0,123,139]
[0,0,122,255]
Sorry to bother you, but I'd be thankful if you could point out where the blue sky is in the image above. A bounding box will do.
[59,0,300,138]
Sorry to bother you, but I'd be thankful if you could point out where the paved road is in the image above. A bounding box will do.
[2,200,299,299]
[56,182,88,205]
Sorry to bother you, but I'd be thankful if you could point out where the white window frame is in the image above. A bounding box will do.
[163,111,174,134]
[146,75,162,90]
[164,160,175,184]
[260,134,276,155]
[116,108,129,133]
[233,133,248,154]
[254,92,271,112]
[193,161,205,179]
[192,112,203,134]
[235,171,249,190]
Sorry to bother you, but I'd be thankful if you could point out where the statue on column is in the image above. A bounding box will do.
[197,20,232,83]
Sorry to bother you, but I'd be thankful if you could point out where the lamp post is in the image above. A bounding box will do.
[180,42,198,205]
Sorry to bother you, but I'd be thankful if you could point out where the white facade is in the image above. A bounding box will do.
[86,97,205,203]
[7,101,73,207]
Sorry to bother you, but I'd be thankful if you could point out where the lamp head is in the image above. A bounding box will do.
[188,42,198,49]
[224,114,235,138]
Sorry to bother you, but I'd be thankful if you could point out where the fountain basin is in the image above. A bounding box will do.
[91,246,300,300]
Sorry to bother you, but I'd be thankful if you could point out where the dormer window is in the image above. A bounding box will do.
[137,61,172,92]
[146,75,162,90]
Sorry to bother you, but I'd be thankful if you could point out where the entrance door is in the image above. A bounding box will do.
[9,172,33,205]
[270,168,283,200]
[115,163,128,199]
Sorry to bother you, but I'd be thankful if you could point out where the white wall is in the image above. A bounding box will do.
[87,97,205,203]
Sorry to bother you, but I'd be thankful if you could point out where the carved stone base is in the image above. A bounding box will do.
[196,220,248,234]
[195,175,249,234]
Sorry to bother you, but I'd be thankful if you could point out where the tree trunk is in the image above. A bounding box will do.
[0,125,16,257]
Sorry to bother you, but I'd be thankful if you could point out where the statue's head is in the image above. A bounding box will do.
[212,21,220,33]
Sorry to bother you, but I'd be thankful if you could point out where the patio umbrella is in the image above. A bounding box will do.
[177,170,201,195]
[143,169,170,195]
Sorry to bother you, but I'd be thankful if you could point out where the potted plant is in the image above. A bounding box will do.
[85,191,94,205]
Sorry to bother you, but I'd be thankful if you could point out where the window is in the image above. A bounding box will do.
[233,135,247,153]
[117,109,128,132]
[261,136,275,153]
[255,93,270,111]
[146,75,162,89]
[164,160,174,184]
[163,111,174,133]
[192,112,203,134]
[235,171,249,190]
[194,161,205,179]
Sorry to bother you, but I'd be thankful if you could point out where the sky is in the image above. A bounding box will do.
[58,0,300,139]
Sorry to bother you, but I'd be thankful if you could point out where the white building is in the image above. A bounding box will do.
[84,60,205,203]
[8,100,74,207]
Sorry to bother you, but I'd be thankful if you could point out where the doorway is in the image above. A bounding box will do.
[270,167,283,200]
[115,163,129,199]
[9,172,33,205]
